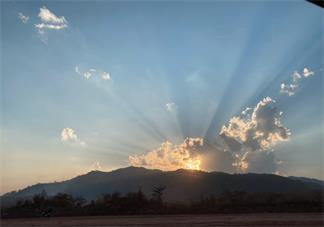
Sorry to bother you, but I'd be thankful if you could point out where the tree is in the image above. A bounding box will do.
[151,185,166,206]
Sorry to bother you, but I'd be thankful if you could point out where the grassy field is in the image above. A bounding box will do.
[1,213,323,227]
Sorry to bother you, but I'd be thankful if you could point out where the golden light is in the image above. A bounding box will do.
[184,158,201,170]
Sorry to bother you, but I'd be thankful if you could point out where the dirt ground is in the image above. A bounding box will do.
[1,213,323,227]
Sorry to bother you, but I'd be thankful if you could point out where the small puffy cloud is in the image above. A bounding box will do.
[61,128,78,142]
[75,66,111,81]
[102,72,111,81]
[280,68,315,96]
[292,71,301,83]
[128,138,204,171]
[280,83,298,96]
[18,13,29,24]
[38,6,67,24]
[83,71,92,79]
[303,68,314,78]
[35,6,68,34]
[61,128,85,146]
[166,102,177,112]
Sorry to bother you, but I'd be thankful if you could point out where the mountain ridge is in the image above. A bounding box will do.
[2,166,323,207]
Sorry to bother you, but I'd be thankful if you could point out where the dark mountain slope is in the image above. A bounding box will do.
[2,167,322,207]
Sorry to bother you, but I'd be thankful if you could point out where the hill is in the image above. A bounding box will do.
[2,167,323,207]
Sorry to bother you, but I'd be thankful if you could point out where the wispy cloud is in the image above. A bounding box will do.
[18,13,29,24]
[75,65,112,81]
[35,6,68,34]
[91,161,102,171]
[280,68,315,96]
[75,66,81,75]
[166,102,177,112]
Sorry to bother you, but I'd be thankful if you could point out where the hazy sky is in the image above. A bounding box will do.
[1,1,323,194]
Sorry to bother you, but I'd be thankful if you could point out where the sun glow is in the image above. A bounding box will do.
[184,158,201,170]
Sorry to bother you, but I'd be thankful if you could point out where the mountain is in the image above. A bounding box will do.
[2,167,323,207]
[289,176,324,186]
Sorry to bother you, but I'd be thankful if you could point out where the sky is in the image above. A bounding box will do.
[1,1,323,194]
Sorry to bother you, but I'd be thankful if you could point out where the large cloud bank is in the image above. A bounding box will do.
[219,97,290,173]
[129,97,290,174]
[128,68,315,174]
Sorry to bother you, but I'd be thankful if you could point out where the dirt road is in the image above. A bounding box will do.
[1,213,323,227]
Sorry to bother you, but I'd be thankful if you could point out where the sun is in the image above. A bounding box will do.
[184,158,201,170]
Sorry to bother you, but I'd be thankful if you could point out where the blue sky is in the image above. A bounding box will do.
[1,1,323,194]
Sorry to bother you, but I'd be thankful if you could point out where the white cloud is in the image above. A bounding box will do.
[35,23,67,30]
[303,68,314,78]
[280,68,315,96]
[91,162,101,171]
[83,71,92,79]
[35,6,68,34]
[18,13,29,24]
[280,83,298,96]
[61,128,78,142]
[61,128,85,146]
[220,97,290,151]
[75,66,111,81]
[75,66,81,75]
[102,72,111,81]
[220,97,290,173]
[38,6,66,24]
[166,102,177,112]
[129,138,204,171]
[292,71,301,83]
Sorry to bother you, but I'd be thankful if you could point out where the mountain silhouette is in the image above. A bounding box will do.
[2,167,322,207]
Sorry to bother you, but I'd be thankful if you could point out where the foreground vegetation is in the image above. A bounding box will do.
[1,186,323,218]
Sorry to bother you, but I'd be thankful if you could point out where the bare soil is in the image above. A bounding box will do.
[1,213,323,227]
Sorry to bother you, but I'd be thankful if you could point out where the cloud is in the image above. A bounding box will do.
[280,83,298,96]
[35,6,68,34]
[129,138,204,171]
[127,96,291,174]
[61,128,85,146]
[303,68,314,78]
[219,97,290,173]
[91,162,102,171]
[166,102,177,112]
[83,71,92,79]
[75,66,81,75]
[18,13,29,24]
[38,6,67,24]
[61,128,78,142]
[35,23,67,31]
[220,97,290,151]
[280,68,315,96]
[102,72,111,81]
[75,66,111,81]
[233,150,282,174]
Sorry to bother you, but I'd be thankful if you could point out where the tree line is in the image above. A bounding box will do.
[1,186,323,218]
